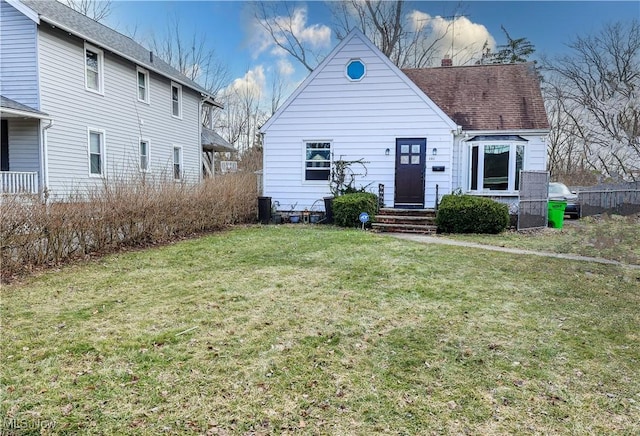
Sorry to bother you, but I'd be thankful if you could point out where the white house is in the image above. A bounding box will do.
[260,30,549,213]
[0,0,232,199]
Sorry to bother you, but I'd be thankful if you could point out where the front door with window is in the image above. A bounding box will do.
[394,138,426,208]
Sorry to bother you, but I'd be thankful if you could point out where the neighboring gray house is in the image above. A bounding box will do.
[261,30,549,212]
[0,0,232,198]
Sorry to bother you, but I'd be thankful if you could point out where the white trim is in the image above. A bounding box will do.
[136,66,150,104]
[170,82,182,119]
[87,128,106,177]
[261,29,457,133]
[466,139,526,194]
[172,145,183,180]
[302,140,332,184]
[6,0,39,23]
[345,58,366,82]
[138,137,150,172]
[84,42,104,95]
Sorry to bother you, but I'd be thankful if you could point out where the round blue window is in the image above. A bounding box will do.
[346,60,365,81]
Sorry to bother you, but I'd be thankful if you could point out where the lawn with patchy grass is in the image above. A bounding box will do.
[444,214,640,265]
[1,226,639,434]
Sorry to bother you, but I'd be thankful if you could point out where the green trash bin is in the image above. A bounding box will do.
[548,200,567,229]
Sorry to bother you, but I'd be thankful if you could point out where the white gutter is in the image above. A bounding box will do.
[0,108,50,119]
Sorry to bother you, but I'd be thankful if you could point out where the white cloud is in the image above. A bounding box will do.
[277,59,295,77]
[251,6,331,59]
[228,65,266,97]
[408,11,495,65]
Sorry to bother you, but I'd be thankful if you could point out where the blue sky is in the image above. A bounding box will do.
[106,1,640,99]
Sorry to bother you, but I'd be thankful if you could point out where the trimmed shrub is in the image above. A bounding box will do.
[333,192,378,228]
[436,194,509,234]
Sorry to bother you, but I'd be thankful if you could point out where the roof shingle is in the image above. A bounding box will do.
[402,62,549,131]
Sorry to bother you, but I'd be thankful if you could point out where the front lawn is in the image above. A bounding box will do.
[444,214,640,265]
[1,226,639,434]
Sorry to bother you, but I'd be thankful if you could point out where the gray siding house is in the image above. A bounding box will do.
[0,0,229,199]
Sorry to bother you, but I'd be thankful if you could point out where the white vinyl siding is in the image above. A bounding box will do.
[84,43,104,94]
[87,129,105,176]
[37,25,202,198]
[0,0,39,108]
[262,33,454,210]
[171,82,182,118]
[137,67,149,103]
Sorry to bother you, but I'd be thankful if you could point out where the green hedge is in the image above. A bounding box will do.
[436,194,509,234]
[333,192,378,228]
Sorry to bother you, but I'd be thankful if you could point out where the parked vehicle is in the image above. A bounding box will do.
[549,182,581,218]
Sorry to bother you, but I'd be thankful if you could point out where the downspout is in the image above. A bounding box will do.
[40,118,54,202]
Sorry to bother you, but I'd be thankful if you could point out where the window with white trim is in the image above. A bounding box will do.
[85,44,103,93]
[469,136,525,192]
[137,67,149,103]
[305,141,331,181]
[171,82,182,118]
[173,146,182,179]
[139,139,149,172]
[88,129,105,176]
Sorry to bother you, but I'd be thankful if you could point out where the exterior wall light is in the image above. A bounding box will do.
[432,148,438,156]
[385,148,390,156]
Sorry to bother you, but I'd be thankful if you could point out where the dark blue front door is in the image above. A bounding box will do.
[394,138,426,207]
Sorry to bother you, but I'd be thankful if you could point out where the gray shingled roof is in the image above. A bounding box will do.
[403,63,550,131]
[20,0,213,98]
[1,95,49,116]
[202,127,235,152]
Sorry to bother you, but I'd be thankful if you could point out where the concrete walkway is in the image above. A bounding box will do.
[385,233,640,270]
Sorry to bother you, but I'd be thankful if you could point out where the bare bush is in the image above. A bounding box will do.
[1,173,257,281]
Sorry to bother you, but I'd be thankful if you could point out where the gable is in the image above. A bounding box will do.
[403,63,549,131]
[261,30,457,133]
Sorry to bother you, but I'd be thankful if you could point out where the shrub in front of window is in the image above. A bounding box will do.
[333,192,378,228]
[436,194,509,234]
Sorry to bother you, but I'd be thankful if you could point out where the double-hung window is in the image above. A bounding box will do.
[173,146,182,179]
[137,67,149,103]
[88,129,105,176]
[85,43,103,93]
[139,139,149,172]
[469,136,525,192]
[171,82,182,118]
[305,141,331,181]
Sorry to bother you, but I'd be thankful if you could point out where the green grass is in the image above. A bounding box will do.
[1,226,639,434]
[444,214,640,265]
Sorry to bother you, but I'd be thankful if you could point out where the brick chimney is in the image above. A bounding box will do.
[441,55,452,67]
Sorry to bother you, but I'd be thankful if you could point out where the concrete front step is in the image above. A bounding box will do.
[372,222,437,234]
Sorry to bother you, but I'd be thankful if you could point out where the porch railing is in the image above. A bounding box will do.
[0,171,39,194]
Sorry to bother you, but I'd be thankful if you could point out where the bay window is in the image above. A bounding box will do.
[469,137,525,192]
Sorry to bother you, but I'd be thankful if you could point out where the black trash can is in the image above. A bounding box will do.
[323,196,334,224]
[258,196,271,224]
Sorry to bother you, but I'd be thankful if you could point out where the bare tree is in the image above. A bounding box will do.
[543,20,640,181]
[149,15,229,98]
[216,81,267,154]
[254,2,325,72]
[254,0,475,70]
[64,0,112,22]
